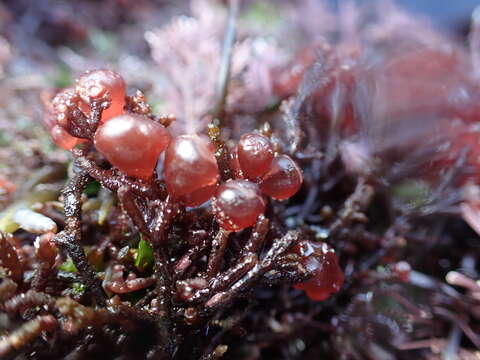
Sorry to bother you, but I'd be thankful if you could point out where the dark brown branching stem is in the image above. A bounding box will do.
[151,198,177,315]
[205,230,299,309]
[209,254,257,295]
[73,148,165,199]
[67,96,108,140]
[0,315,57,358]
[243,215,269,255]
[200,306,252,360]
[31,262,51,291]
[60,154,178,354]
[181,218,301,311]
[54,166,106,306]
[117,186,151,236]
[207,229,230,277]
[148,198,179,356]
[117,186,178,353]
[329,177,374,236]
[174,234,210,277]
[4,290,55,314]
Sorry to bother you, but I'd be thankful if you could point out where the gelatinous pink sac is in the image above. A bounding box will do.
[181,184,218,208]
[43,88,84,150]
[213,180,266,232]
[292,240,344,301]
[94,114,170,180]
[259,155,303,200]
[43,89,81,150]
[51,87,77,128]
[50,125,81,150]
[163,134,219,207]
[76,69,126,122]
[237,133,274,180]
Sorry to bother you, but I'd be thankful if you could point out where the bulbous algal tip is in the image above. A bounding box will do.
[213,179,266,231]
[94,113,170,180]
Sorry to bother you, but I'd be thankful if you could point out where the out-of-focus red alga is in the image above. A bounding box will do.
[0,176,16,193]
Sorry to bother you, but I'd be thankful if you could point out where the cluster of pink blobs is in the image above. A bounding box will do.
[163,132,303,232]
[48,72,304,232]
[46,70,127,150]
[213,133,303,231]
[163,134,220,207]
[46,70,171,180]
[45,69,333,301]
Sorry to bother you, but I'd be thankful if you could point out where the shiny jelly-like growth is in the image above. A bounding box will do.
[76,69,126,122]
[212,179,266,232]
[163,135,220,207]
[51,87,78,128]
[94,114,170,180]
[50,125,82,151]
[46,88,82,150]
[259,155,303,200]
[292,240,344,301]
[237,133,274,180]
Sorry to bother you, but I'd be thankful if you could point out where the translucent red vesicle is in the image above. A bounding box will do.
[51,87,78,128]
[212,180,266,232]
[44,88,83,149]
[94,114,170,180]
[292,240,344,301]
[180,183,218,208]
[259,155,303,200]
[76,69,126,122]
[237,133,274,180]
[163,134,219,206]
[50,125,81,150]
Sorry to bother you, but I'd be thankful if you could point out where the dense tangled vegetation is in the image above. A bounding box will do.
[0,1,479,359]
